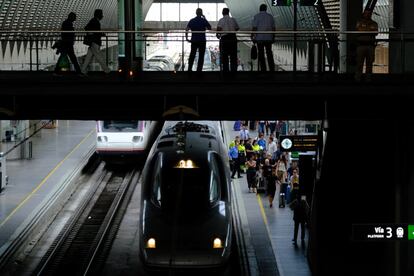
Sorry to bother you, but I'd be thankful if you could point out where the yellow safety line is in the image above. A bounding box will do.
[0,129,94,228]
[256,193,269,227]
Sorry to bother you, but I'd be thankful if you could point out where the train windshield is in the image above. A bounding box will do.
[151,155,222,211]
[100,120,143,132]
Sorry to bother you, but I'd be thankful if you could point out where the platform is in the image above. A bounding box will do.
[0,121,95,253]
[225,122,312,276]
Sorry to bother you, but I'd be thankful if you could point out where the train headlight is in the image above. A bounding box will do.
[213,238,223,249]
[97,136,108,142]
[146,238,156,249]
[132,136,143,143]
[175,159,198,169]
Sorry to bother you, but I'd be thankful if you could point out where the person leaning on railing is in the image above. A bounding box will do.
[354,10,378,82]
[251,4,276,72]
[216,8,239,73]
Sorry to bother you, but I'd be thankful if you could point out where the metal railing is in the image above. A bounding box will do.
[0,29,412,74]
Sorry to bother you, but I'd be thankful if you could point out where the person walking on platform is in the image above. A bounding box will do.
[54,12,82,75]
[267,136,277,161]
[257,133,267,152]
[229,135,240,149]
[81,9,110,75]
[229,140,241,179]
[262,158,276,207]
[258,120,266,135]
[289,168,300,202]
[186,8,212,72]
[354,10,378,82]
[238,140,247,173]
[239,125,250,143]
[291,195,309,246]
[276,154,288,207]
[246,155,257,193]
[251,4,276,72]
[216,8,239,73]
[245,138,254,161]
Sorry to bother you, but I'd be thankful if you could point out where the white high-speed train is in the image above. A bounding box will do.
[96,120,159,159]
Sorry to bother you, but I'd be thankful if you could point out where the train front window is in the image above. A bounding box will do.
[158,166,210,210]
[208,154,221,205]
[151,153,163,207]
[101,120,143,132]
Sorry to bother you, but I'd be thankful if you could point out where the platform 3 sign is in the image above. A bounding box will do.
[352,224,414,241]
[279,135,319,152]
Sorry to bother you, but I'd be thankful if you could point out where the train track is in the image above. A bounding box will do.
[34,166,140,276]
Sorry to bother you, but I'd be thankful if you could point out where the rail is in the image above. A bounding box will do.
[0,30,412,74]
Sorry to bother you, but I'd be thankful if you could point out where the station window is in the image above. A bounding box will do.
[180,3,198,22]
[199,3,218,21]
[162,3,179,21]
[145,3,161,21]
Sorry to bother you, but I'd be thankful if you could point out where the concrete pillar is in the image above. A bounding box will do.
[339,0,363,73]
[119,0,143,72]
[389,0,414,73]
[135,0,144,68]
[0,120,2,152]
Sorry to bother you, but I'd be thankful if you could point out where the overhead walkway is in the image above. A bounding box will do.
[1,71,414,121]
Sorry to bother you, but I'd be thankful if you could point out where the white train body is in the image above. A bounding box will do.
[96,120,158,156]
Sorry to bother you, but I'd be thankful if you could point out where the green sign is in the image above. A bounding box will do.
[300,0,318,5]
[409,225,414,240]
[272,0,292,6]
[291,151,300,158]
[273,0,317,6]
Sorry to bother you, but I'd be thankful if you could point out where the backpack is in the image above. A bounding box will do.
[83,20,93,46]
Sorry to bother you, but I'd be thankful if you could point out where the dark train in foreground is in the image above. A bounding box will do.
[139,121,232,270]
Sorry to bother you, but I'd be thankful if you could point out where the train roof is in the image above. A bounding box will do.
[153,121,224,163]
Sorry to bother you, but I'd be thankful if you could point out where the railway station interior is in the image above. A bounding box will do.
[1,0,414,275]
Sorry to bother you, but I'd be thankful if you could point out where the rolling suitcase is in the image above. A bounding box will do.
[279,183,288,208]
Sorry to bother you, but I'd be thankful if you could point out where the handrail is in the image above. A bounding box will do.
[0,29,411,35]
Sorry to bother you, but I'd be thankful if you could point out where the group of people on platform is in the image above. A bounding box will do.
[228,121,309,245]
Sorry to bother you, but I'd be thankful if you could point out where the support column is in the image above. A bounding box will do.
[119,0,143,73]
[125,0,136,72]
[389,0,414,73]
[339,0,363,73]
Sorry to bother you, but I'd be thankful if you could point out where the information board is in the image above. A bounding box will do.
[279,135,319,152]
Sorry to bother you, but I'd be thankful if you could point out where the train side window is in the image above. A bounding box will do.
[151,153,163,207]
[209,153,221,205]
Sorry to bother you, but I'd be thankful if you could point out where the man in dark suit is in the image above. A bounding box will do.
[54,12,82,75]
[81,9,110,74]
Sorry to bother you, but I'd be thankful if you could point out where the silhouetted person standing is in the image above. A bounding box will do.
[54,12,82,75]
[355,10,378,82]
[216,8,239,72]
[82,9,110,74]
[252,4,275,72]
[291,195,309,246]
[186,8,211,72]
